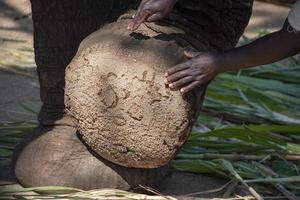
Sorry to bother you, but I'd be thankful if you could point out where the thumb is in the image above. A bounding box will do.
[184,50,202,59]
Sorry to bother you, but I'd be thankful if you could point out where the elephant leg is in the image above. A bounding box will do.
[13,0,170,190]
[14,124,169,190]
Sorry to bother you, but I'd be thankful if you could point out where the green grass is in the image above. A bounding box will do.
[172,55,300,198]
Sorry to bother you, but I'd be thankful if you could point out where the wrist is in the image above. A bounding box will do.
[211,52,226,74]
[215,50,238,74]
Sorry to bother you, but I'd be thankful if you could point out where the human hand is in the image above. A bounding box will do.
[128,0,178,31]
[165,51,221,94]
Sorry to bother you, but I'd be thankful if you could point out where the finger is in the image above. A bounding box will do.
[165,62,190,76]
[128,1,145,30]
[180,81,201,94]
[128,9,150,31]
[168,76,194,89]
[184,50,202,59]
[166,69,190,83]
[147,12,164,22]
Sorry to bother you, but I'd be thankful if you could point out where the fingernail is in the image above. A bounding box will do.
[164,79,168,84]
[169,84,174,88]
[165,72,168,76]
[180,88,184,93]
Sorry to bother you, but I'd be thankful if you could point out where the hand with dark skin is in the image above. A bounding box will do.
[165,21,300,94]
[164,51,220,93]
[128,0,178,31]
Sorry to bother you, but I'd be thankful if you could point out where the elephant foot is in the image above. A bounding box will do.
[13,123,170,191]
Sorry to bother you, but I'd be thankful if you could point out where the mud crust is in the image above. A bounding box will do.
[65,17,207,168]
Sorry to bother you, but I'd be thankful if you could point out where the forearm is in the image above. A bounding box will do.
[164,22,300,93]
[218,24,300,73]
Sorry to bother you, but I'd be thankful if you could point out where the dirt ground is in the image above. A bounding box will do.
[0,0,292,198]
[0,0,38,123]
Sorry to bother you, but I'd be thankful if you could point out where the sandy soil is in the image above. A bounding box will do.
[0,0,293,198]
[0,0,39,123]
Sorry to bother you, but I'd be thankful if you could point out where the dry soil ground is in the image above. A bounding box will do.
[0,0,292,199]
